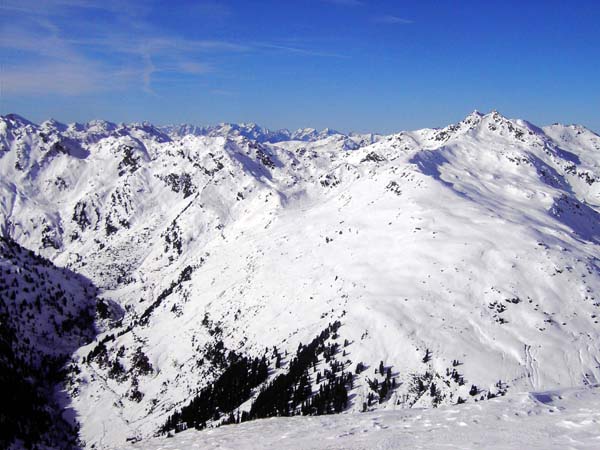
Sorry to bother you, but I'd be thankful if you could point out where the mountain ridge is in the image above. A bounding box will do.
[3,110,598,139]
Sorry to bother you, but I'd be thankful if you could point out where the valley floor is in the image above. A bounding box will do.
[126,385,600,450]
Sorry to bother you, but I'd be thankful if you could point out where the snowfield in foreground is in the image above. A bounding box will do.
[130,386,600,450]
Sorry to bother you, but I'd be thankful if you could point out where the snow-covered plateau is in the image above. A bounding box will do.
[0,110,599,449]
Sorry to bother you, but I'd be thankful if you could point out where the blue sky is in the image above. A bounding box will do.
[1,0,599,133]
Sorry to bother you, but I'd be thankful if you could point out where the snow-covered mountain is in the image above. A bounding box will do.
[1,111,599,449]
[159,121,381,146]
[160,122,290,142]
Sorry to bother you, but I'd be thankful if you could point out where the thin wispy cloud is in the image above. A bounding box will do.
[178,61,213,75]
[0,1,246,96]
[374,15,413,25]
[254,43,349,59]
[1,61,131,95]
[0,0,149,17]
[141,52,157,95]
[0,0,247,95]
[0,3,347,97]
[0,31,227,95]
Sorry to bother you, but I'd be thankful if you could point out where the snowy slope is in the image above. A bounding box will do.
[126,385,600,450]
[1,111,599,448]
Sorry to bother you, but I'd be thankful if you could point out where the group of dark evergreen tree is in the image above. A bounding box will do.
[162,321,353,434]
[363,360,396,410]
[161,351,269,432]
[246,321,349,419]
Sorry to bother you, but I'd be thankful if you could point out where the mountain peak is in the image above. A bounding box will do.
[460,110,485,126]
[40,118,68,132]
[85,119,118,131]
[466,109,484,118]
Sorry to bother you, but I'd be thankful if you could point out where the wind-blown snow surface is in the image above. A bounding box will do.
[1,111,599,448]
[128,386,600,449]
